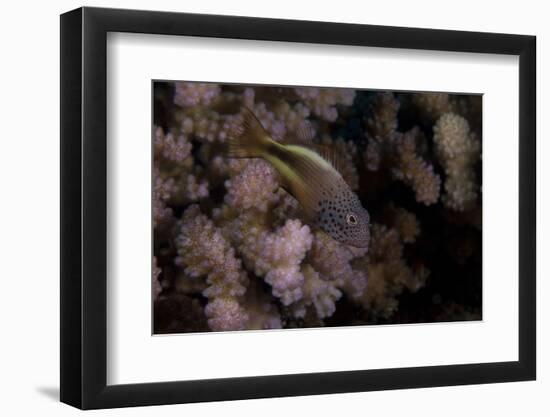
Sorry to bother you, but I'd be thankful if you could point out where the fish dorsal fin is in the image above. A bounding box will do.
[311,144,347,177]
[295,121,316,143]
[280,121,315,146]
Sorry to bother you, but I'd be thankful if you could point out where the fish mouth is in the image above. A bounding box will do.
[346,238,369,249]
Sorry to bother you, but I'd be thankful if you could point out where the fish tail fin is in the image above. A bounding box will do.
[228,107,272,159]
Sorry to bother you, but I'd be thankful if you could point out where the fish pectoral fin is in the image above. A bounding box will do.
[291,183,318,221]
[279,185,316,222]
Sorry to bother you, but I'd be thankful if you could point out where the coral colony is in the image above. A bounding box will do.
[153,82,482,333]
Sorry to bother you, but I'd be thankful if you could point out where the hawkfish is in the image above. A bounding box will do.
[228,108,370,249]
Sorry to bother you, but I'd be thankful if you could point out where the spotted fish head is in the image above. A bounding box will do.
[316,187,370,248]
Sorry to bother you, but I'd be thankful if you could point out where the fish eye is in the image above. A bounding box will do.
[346,213,357,226]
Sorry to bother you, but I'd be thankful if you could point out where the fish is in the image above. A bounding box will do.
[228,108,370,248]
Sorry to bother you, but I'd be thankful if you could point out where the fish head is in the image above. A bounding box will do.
[339,204,370,248]
[316,192,370,249]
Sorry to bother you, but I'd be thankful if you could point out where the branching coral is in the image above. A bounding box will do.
[365,92,400,141]
[154,127,209,206]
[363,93,441,205]
[391,128,441,205]
[382,205,420,244]
[304,231,368,310]
[178,108,241,143]
[291,265,342,319]
[175,205,249,331]
[154,126,192,162]
[294,87,355,122]
[153,256,162,301]
[411,92,452,122]
[411,92,482,134]
[433,113,480,211]
[218,160,365,320]
[153,167,176,227]
[308,233,348,280]
[174,82,221,108]
[243,280,283,330]
[357,223,428,319]
[223,160,281,212]
[362,93,400,172]
[242,218,313,306]
[153,82,482,333]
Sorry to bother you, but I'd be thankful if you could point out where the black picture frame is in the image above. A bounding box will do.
[60,6,536,410]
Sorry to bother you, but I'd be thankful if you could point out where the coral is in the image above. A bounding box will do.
[362,93,441,205]
[174,270,207,295]
[242,219,313,306]
[452,95,482,133]
[411,92,452,121]
[154,126,192,162]
[153,256,162,301]
[364,140,382,171]
[152,167,175,227]
[391,128,441,205]
[175,205,249,331]
[308,231,356,281]
[382,205,420,244]
[363,93,399,174]
[243,281,283,330]
[358,224,428,319]
[294,87,355,122]
[291,265,342,319]
[412,92,482,135]
[174,82,221,108]
[153,127,209,206]
[433,113,481,211]
[153,82,482,333]
[365,92,400,141]
[303,231,368,309]
[272,101,312,139]
[179,108,241,143]
[223,160,281,212]
[204,298,249,332]
[181,174,209,201]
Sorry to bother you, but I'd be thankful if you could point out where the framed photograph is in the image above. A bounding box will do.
[60,6,536,409]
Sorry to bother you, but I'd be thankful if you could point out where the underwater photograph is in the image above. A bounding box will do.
[152,81,482,334]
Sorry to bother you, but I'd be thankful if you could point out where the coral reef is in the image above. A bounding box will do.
[174,82,221,108]
[363,93,441,205]
[390,128,441,205]
[357,223,428,319]
[153,82,482,333]
[174,205,249,331]
[433,113,481,211]
[294,87,355,122]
